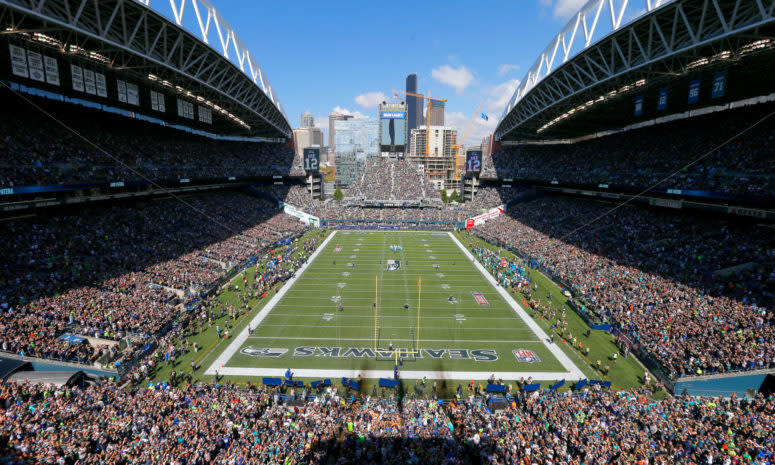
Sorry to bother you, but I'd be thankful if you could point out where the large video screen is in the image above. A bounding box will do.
[380,112,406,149]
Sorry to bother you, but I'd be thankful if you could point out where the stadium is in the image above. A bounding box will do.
[0,0,774,463]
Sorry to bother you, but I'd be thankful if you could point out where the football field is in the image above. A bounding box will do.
[206,230,584,381]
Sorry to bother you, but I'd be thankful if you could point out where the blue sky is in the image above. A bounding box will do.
[156,0,592,142]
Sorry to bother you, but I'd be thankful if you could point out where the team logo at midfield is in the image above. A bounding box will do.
[512,349,541,364]
[240,347,288,357]
[386,260,401,271]
[291,346,498,361]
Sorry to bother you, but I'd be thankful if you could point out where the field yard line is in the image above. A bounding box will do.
[213,367,579,381]
[278,280,484,285]
[245,336,540,343]
[205,230,338,375]
[342,230,449,235]
[447,232,585,379]
[263,313,526,320]
[256,324,534,331]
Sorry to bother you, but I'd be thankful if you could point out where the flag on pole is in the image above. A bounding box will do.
[480,113,489,121]
[417,277,421,286]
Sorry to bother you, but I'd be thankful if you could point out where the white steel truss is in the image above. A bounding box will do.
[496,0,775,139]
[0,0,291,137]
[503,0,673,121]
[135,0,283,118]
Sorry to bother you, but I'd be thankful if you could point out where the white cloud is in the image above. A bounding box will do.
[497,64,521,76]
[485,79,520,115]
[431,64,475,94]
[331,106,368,119]
[354,92,388,109]
[547,0,587,20]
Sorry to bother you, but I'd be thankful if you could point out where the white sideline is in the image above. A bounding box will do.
[212,367,575,381]
[205,231,339,375]
[447,232,585,380]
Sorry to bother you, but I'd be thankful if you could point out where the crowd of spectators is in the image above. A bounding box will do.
[0,90,303,188]
[124,231,324,388]
[262,184,522,227]
[481,103,775,197]
[449,387,775,464]
[473,196,775,377]
[0,379,463,464]
[348,158,437,201]
[0,192,307,366]
[1,379,773,464]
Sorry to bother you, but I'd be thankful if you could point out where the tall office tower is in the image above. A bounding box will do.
[428,99,445,126]
[292,127,324,158]
[300,111,314,128]
[328,112,353,154]
[406,73,423,133]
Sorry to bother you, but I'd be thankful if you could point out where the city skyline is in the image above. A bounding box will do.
[151,0,607,144]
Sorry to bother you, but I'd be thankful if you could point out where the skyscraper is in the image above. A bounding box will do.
[300,111,314,128]
[428,100,445,126]
[292,127,324,159]
[328,112,353,154]
[406,73,423,134]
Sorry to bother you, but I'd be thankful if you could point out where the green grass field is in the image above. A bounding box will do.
[149,228,657,397]
[204,230,583,381]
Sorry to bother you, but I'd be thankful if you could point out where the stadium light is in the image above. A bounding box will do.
[538,77,649,133]
[146,73,249,129]
[740,39,772,55]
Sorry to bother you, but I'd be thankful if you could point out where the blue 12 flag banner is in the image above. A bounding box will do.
[302,148,320,173]
[466,150,482,174]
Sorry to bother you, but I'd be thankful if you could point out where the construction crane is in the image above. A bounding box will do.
[391,90,447,158]
[451,104,482,175]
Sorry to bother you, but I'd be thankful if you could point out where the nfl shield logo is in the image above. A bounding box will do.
[513,349,541,364]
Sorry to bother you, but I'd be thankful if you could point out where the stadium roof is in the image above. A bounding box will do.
[0,357,32,381]
[0,0,291,138]
[496,0,775,141]
[6,370,87,386]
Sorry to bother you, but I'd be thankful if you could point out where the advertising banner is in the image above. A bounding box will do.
[465,205,505,229]
[280,202,320,227]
